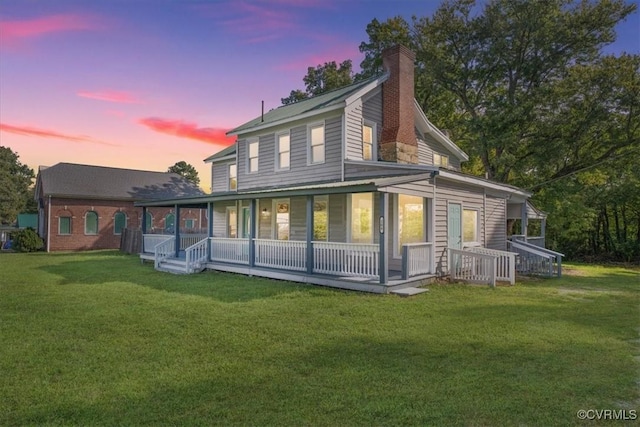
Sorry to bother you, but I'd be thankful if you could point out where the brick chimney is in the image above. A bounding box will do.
[379,45,418,164]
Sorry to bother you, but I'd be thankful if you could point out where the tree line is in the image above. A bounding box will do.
[282,0,639,262]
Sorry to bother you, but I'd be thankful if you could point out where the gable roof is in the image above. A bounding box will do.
[227,74,386,136]
[37,163,205,201]
[204,144,236,163]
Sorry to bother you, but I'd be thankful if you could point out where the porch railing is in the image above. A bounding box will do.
[181,234,208,250]
[185,238,208,273]
[255,239,307,272]
[511,234,545,248]
[154,237,175,269]
[143,234,172,253]
[508,240,563,277]
[448,248,496,287]
[313,241,379,278]
[209,238,250,265]
[465,246,516,285]
[402,242,433,279]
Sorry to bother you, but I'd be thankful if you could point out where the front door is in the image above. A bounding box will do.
[448,203,462,250]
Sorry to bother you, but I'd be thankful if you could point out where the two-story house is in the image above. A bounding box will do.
[138,45,557,293]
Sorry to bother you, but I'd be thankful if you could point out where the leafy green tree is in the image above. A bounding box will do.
[168,161,200,186]
[13,228,43,252]
[0,146,34,225]
[356,17,414,80]
[281,60,354,105]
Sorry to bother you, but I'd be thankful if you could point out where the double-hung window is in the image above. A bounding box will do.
[362,122,375,161]
[434,153,449,167]
[349,193,373,243]
[228,163,237,190]
[248,139,259,173]
[313,196,328,241]
[276,131,290,170]
[395,194,424,257]
[308,122,325,164]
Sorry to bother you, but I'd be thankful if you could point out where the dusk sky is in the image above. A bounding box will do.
[1,0,638,191]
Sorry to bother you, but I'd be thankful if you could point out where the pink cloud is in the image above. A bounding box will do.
[0,123,119,147]
[138,117,235,147]
[77,90,142,104]
[0,14,102,48]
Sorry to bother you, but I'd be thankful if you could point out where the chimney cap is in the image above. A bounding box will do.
[381,44,416,61]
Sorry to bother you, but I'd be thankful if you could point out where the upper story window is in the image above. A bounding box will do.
[308,122,325,164]
[114,212,127,235]
[362,122,375,161]
[229,163,237,190]
[434,153,449,168]
[85,211,98,235]
[248,139,259,173]
[276,131,290,170]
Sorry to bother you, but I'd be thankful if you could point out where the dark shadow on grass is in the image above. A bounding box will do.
[39,251,326,303]
[9,336,629,426]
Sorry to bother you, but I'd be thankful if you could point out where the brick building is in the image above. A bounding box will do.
[35,163,205,252]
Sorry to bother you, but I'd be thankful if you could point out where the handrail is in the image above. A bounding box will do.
[154,236,175,269]
[507,240,562,277]
[185,238,208,273]
[466,246,516,285]
[402,242,433,279]
[448,248,496,287]
[510,239,565,257]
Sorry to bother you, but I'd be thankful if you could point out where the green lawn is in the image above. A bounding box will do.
[1,251,638,426]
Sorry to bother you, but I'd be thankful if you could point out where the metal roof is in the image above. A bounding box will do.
[227,74,383,136]
[203,144,236,163]
[37,163,205,201]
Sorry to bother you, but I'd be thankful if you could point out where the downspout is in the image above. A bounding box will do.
[47,195,51,253]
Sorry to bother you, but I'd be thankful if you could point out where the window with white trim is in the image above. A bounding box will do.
[395,194,424,257]
[185,219,195,229]
[463,209,479,243]
[349,193,373,243]
[362,122,375,161]
[248,139,259,173]
[434,153,449,167]
[85,211,98,235]
[273,199,290,240]
[308,122,325,164]
[276,131,290,170]
[227,206,237,238]
[228,163,237,190]
[59,217,71,235]
[114,212,127,235]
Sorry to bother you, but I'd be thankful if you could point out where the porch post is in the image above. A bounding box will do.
[141,207,147,233]
[379,192,388,285]
[174,204,180,258]
[249,199,256,268]
[306,195,314,274]
[541,217,546,245]
[207,202,213,261]
[520,202,528,238]
[140,206,148,253]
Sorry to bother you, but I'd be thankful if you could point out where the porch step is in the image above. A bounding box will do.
[390,287,429,297]
[157,258,188,274]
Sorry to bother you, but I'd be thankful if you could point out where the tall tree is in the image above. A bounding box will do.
[281,60,354,105]
[356,17,414,80]
[168,161,200,186]
[0,146,34,224]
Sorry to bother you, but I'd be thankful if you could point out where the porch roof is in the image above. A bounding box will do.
[135,173,437,208]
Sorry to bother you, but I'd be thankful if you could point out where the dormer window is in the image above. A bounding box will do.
[362,122,375,161]
[434,153,449,168]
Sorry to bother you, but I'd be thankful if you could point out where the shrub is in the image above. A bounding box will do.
[13,228,44,252]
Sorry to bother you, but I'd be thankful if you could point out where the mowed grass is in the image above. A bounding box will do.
[1,251,638,426]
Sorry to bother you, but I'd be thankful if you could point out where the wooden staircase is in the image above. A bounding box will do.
[156,257,205,274]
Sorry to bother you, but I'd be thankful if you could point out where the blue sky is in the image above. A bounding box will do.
[1,0,638,190]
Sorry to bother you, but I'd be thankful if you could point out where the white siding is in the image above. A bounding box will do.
[211,161,233,193]
[212,201,236,237]
[485,195,507,251]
